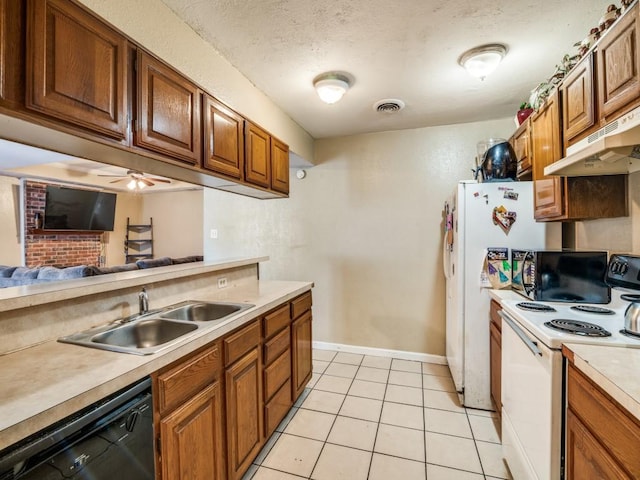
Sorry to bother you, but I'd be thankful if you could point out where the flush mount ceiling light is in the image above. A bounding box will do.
[458,44,507,80]
[313,72,351,104]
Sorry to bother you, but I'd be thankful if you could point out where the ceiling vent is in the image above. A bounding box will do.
[373,99,405,113]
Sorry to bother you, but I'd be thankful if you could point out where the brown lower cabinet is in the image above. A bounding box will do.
[565,359,640,479]
[154,341,226,479]
[153,290,313,480]
[489,300,501,416]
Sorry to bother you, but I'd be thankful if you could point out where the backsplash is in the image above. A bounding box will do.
[24,181,103,268]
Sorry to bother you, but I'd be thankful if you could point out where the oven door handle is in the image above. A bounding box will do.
[499,310,543,357]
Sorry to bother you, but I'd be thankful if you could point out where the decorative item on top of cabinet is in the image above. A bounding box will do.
[561,52,597,148]
[530,90,628,221]
[135,50,202,165]
[564,358,640,479]
[224,319,264,480]
[489,300,502,417]
[291,291,313,400]
[203,94,244,180]
[154,341,226,480]
[25,0,129,141]
[245,121,271,189]
[597,2,640,122]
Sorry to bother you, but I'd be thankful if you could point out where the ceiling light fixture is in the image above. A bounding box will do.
[313,72,351,104]
[458,44,507,80]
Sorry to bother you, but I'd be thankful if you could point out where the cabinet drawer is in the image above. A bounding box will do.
[264,349,291,401]
[224,320,261,366]
[490,300,502,332]
[156,342,222,414]
[265,378,292,436]
[264,326,290,365]
[263,304,290,339]
[567,363,640,476]
[291,292,312,319]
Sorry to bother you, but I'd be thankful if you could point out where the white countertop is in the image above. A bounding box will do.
[563,343,640,421]
[0,279,312,450]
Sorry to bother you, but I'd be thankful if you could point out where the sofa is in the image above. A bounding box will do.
[0,256,203,288]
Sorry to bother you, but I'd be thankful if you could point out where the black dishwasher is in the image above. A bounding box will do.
[0,377,154,480]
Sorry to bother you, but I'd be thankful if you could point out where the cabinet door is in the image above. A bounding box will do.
[160,381,225,480]
[245,121,271,188]
[597,3,640,120]
[292,310,312,400]
[226,346,264,480]
[26,0,128,140]
[0,0,24,107]
[136,50,202,165]
[271,137,289,194]
[203,95,244,179]
[562,53,596,146]
[565,409,631,480]
[489,320,501,415]
[530,92,564,220]
[512,121,531,177]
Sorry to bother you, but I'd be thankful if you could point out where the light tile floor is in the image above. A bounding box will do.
[243,349,512,480]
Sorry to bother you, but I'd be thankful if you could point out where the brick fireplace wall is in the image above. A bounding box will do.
[25,181,103,268]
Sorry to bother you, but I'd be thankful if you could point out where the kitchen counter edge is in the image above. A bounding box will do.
[0,278,312,450]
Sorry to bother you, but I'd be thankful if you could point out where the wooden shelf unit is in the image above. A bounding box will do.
[124,217,153,263]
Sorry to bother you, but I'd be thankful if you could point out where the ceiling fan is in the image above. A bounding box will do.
[98,169,171,189]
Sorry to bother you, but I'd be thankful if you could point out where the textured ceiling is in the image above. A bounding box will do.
[161,0,611,138]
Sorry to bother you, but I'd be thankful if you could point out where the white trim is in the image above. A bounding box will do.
[312,341,447,365]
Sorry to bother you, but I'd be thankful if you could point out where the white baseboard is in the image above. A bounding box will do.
[312,341,447,365]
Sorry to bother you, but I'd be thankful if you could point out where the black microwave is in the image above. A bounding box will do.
[511,250,611,303]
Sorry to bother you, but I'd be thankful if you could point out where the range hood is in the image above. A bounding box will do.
[545,105,640,176]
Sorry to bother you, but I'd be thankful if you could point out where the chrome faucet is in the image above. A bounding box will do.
[138,287,149,315]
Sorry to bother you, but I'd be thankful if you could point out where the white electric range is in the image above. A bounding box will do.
[498,254,640,480]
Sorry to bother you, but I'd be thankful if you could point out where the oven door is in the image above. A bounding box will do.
[500,311,563,480]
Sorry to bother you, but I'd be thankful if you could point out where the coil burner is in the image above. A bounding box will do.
[544,319,611,337]
[570,305,615,315]
[516,302,557,313]
[620,329,640,340]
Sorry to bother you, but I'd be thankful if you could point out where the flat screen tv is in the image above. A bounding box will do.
[43,186,117,231]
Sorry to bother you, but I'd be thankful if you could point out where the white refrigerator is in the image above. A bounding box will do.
[444,180,559,410]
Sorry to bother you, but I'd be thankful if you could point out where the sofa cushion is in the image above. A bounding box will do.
[98,263,139,274]
[171,255,204,264]
[136,257,172,269]
[11,267,40,279]
[37,265,93,280]
[0,266,17,278]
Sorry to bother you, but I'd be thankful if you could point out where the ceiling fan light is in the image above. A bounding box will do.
[314,73,350,104]
[458,44,507,80]
[127,179,137,190]
[137,180,146,189]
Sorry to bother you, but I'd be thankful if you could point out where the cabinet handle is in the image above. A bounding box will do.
[499,310,543,357]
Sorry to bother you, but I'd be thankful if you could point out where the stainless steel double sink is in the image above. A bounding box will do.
[58,301,254,355]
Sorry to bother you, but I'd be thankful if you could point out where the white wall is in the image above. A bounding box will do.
[141,189,204,259]
[104,192,143,266]
[0,176,21,265]
[204,117,514,356]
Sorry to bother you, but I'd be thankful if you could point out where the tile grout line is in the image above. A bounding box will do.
[366,356,391,480]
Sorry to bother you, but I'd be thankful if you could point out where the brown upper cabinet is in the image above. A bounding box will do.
[531,90,627,222]
[597,2,640,122]
[25,0,129,141]
[0,0,25,107]
[135,50,202,165]
[203,94,244,179]
[271,137,290,194]
[561,52,597,147]
[245,121,271,189]
[510,118,532,179]
[531,91,564,220]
